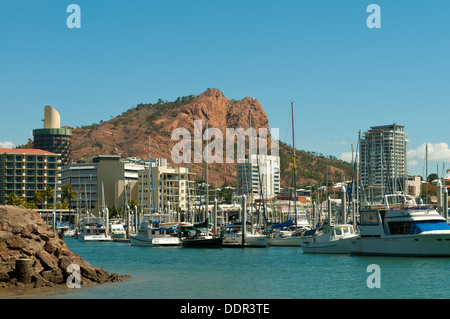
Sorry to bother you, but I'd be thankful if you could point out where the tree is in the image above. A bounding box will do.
[5,193,24,206]
[61,184,77,207]
[427,173,439,183]
[23,200,37,209]
[44,186,54,209]
[33,191,45,209]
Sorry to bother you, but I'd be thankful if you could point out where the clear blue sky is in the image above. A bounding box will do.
[1,1,450,178]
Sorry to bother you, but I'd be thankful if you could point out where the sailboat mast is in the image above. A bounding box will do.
[425,144,428,203]
[149,135,156,213]
[248,110,253,230]
[291,102,298,227]
[205,119,209,224]
[53,178,57,231]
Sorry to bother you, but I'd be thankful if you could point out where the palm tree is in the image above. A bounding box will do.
[5,193,24,206]
[33,191,45,209]
[61,184,77,209]
[44,186,54,209]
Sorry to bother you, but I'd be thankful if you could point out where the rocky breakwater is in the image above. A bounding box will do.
[0,205,130,289]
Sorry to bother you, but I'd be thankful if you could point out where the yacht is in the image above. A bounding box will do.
[180,220,223,248]
[267,218,309,247]
[77,217,111,242]
[130,218,181,247]
[109,219,127,239]
[351,194,450,257]
[301,223,358,253]
[222,224,267,247]
[268,228,306,247]
[56,221,76,237]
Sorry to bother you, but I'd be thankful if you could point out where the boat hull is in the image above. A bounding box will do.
[78,234,111,242]
[182,237,223,248]
[268,236,303,247]
[152,237,181,246]
[223,234,267,247]
[301,237,355,254]
[130,234,153,247]
[111,234,127,239]
[129,234,181,247]
[351,233,450,257]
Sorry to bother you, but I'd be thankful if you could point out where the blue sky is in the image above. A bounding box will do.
[1,1,450,178]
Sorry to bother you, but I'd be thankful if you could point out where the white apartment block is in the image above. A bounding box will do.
[236,154,280,202]
[138,165,196,214]
[360,124,407,201]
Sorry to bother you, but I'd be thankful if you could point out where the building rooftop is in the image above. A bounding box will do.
[0,148,56,155]
[369,124,405,131]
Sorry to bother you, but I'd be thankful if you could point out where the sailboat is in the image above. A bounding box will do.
[267,219,307,247]
[76,179,111,242]
[301,183,358,253]
[130,135,183,247]
[268,102,310,246]
[181,120,223,248]
[130,214,182,247]
[221,111,269,247]
[222,194,268,247]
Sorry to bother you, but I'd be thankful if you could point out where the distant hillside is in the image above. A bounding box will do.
[65,89,352,188]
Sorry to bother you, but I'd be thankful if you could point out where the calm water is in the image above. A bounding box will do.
[23,237,450,299]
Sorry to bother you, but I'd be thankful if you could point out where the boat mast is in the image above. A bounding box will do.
[291,101,298,227]
[248,110,254,232]
[205,118,209,225]
[53,178,57,231]
[149,135,156,214]
[425,144,428,204]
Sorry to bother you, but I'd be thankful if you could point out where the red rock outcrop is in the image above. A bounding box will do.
[0,205,130,289]
[71,89,272,185]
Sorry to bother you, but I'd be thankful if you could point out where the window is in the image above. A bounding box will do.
[360,210,379,225]
[389,222,410,235]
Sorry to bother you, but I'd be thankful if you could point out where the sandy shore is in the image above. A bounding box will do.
[0,284,75,299]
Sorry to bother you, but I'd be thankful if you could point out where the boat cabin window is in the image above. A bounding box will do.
[360,211,379,225]
[342,226,352,234]
[334,226,353,236]
[388,222,410,235]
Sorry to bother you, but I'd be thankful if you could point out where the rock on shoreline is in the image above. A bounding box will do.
[0,205,130,289]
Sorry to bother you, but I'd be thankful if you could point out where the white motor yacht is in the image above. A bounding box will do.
[351,194,450,257]
[130,219,181,247]
[77,217,111,242]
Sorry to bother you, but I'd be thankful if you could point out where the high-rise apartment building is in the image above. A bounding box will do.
[0,148,61,205]
[33,105,72,165]
[359,124,407,201]
[236,154,280,202]
[138,165,196,214]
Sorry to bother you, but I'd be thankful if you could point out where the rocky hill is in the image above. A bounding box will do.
[70,89,353,188]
